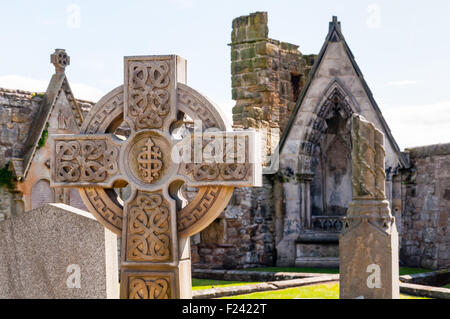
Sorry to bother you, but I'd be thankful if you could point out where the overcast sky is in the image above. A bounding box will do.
[0,0,449,149]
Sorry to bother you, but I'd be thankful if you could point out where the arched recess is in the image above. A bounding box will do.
[296,80,358,230]
[31,179,53,210]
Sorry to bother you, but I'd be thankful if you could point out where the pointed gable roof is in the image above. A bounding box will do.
[19,49,85,180]
[278,17,407,168]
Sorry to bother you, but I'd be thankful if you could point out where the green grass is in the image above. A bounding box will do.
[220,282,429,299]
[243,267,432,276]
[244,267,339,274]
[398,267,434,276]
[192,278,257,291]
[192,267,434,298]
[443,284,450,289]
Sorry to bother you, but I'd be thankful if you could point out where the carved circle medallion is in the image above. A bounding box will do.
[125,131,173,188]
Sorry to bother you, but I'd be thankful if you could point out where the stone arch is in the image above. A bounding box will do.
[297,80,358,173]
[295,80,359,231]
[31,179,53,210]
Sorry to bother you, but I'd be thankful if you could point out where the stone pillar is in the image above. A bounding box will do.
[297,173,313,229]
[276,179,301,266]
[339,114,400,299]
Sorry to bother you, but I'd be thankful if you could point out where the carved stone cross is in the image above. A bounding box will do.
[50,55,261,299]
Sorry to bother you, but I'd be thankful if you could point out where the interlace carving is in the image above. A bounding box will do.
[181,163,248,181]
[137,138,163,183]
[128,61,171,129]
[55,140,119,182]
[127,192,171,262]
[129,277,170,299]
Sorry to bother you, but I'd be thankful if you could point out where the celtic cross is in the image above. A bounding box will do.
[50,55,261,299]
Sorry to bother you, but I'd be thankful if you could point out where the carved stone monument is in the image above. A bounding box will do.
[50,55,261,299]
[339,114,399,299]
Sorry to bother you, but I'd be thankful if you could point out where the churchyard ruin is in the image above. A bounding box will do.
[0,11,448,299]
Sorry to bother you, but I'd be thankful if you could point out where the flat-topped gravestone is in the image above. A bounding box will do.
[50,55,262,299]
[0,204,118,299]
[339,114,399,299]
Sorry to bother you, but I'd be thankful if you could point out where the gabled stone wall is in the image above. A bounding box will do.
[401,144,450,269]
[0,86,95,220]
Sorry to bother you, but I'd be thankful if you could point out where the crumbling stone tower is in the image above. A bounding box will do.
[189,12,316,269]
[230,11,315,160]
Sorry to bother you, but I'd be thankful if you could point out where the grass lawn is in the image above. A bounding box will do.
[243,267,432,276]
[192,278,257,291]
[220,282,429,299]
[192,267,434,299]
[443,284,450,289]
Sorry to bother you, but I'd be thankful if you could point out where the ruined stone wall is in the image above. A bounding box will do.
[0,89,43,166]
[230,12,314,158]
[401,143,450,269]
[0,89,42,220]
[193,176,275,269]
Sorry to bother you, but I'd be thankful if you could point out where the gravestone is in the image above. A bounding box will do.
[50,55,261,299]
[339,114,400,299]
[0,203,118,299]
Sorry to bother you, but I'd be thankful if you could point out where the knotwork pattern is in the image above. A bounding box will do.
[55,140,119,182]
[127,192,171,262]
[128,277,170,299]
[180,163,248,182]
[137,138,163,183]
[128,61,171,129]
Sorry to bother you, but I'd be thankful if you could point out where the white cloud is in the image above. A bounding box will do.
[383,100,450,149]
[385,80,417,87]
[0,75,104,102]
[69,83,104,102]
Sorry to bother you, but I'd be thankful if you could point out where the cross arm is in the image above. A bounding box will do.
[175,130,262,188]
[50,134,124,188]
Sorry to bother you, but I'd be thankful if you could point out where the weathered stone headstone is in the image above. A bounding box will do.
[50,55,261,299]
[339,114,400,299]
[0,203,118,299]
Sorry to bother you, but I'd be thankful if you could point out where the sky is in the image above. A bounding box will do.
[0,0,449,149]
